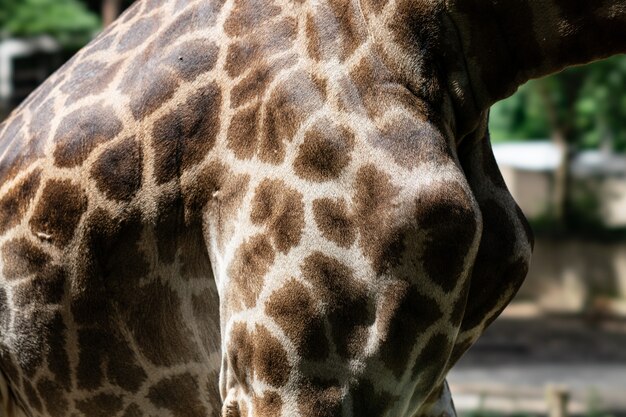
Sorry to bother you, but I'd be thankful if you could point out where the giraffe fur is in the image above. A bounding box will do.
[0,0,624,416]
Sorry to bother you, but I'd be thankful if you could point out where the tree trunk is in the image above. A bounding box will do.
[552,129,572,230]
[102,0,122,27]
[537,80,573,230]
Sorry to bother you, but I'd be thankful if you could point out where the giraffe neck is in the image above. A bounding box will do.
[444,0,626,134]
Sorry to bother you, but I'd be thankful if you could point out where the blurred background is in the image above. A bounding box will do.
[0,0,134,118]
[450,56,626,417]
[0,1,625,416]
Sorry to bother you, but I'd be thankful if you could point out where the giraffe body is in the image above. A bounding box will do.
[0,0,623,416]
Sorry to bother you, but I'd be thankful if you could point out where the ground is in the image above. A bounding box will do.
[449,303,626,417]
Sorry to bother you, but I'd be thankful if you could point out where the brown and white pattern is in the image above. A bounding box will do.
[0,0,623,416]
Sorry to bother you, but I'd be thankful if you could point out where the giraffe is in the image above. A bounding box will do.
[0,0,624,416]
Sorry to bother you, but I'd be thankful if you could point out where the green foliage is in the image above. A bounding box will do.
[489,55,626,153]
[0,0,100,47]
[489,82,550,142]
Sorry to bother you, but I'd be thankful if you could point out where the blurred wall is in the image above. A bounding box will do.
[496,143,626,313]
[519,238,626,312]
